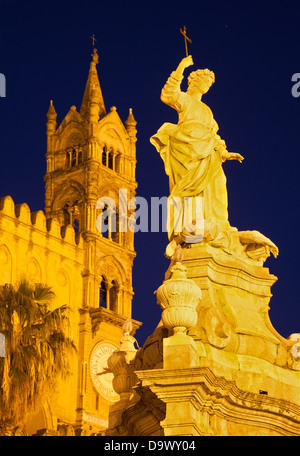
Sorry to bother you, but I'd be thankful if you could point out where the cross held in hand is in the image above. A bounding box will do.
[91,34,97,47]
[180,26,192,57]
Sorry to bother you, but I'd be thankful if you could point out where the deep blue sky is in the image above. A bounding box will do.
[0,0,299,345]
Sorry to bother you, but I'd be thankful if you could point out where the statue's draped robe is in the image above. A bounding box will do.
[150,71,230,239]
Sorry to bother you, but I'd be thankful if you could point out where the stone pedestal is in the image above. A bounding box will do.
[180,243,299,375]
[135,244,300,436]
[163,334,198,369]
[107,245,300,436]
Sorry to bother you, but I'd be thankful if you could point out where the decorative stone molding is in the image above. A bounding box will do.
[89,307,141,334]
[12,426,28,436]
[136,367,300,436]
[199,305,232,349]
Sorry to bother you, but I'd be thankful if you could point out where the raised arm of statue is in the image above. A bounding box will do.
[174,55,194,78]
[160,56,194,110]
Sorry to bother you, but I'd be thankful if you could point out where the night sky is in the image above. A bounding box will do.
[0,0,299,346]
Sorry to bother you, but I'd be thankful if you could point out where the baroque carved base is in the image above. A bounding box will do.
[136,367,300,436]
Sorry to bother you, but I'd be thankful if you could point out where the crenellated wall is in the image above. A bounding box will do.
[0,195,84,430]
[0,195,83,286]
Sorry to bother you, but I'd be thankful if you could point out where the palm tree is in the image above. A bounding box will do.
[0,279,76,435]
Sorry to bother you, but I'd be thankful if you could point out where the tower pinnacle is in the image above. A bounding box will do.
[80,47,106,121]
[46,99,57,134]
[125,108,137,142]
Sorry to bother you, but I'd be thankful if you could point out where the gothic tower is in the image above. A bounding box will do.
[44,48,141,433]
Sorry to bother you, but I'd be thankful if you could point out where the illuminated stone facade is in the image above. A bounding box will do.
[0,50,299,437]
[0,48,141,436]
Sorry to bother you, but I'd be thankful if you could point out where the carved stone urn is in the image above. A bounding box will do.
[155,262,201,335]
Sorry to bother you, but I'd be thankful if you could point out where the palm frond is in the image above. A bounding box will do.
[0,278,76,426]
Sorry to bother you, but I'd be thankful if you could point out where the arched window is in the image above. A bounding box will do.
[111,207,119,244]
[78,149,83,164]
[100,204,109,239]
[109,280,119,313]
[115,152,121,173]
[99,276,108,307]
[102,146,107,167]
[66,150,71,168]
[63,203,70,226]
[108,149,114,170]
[71,148,77,167]
[96,200,120,242]
[73,218,80,232]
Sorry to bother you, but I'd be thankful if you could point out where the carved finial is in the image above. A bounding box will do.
[47,100,56,116]
[46,99,57,134]
[125,108,136,125]
[125,108,137,142]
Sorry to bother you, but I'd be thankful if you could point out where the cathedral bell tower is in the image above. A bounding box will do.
[44,47,141,433]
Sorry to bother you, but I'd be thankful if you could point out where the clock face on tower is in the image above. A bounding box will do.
[89,342,119,402]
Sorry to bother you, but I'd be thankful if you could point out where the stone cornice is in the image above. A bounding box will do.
[136,366,300,436]
[89,307,142,335]
[183,245,277,297]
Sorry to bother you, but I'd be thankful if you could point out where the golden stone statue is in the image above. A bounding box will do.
[104,50,300,438]
[104,48,299,438]
[151,56,278,262]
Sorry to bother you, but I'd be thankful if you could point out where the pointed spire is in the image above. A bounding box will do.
[80,48,106,121]
[46,100,57,134]
[125,108,137,142]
